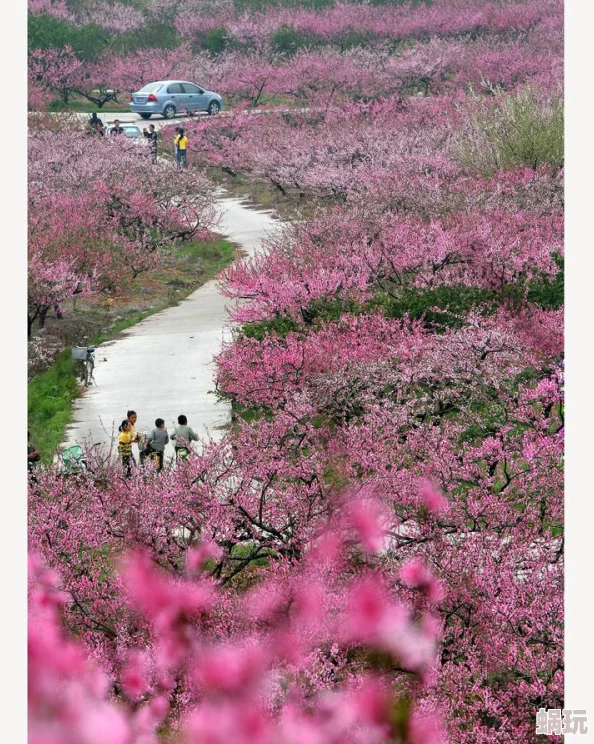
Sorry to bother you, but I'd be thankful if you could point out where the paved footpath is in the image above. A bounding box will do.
[63,193,280,464]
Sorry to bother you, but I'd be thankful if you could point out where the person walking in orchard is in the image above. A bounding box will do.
[176,128,188,167]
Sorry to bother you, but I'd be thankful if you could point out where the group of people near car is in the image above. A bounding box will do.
[88,113,189,166]
[118,410,199,476]
[88,112,126,138]
[89,114,159,162]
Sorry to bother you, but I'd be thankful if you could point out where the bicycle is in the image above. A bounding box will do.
[175,446,191,461]
[144,446,164,471]
[172,422,194,463]
[61,444,88,475]
[72,346,96,387]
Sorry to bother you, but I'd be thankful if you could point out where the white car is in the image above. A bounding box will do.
[106,123,144,143]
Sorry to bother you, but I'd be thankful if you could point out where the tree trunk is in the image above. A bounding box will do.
[38,305,49,330]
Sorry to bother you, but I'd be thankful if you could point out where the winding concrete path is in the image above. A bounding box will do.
[63,193,280,464]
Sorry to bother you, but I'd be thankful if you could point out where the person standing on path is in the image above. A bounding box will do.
[118,420,134,477]
[171,414,198,458]
[176,128,188,167]
[148,124,158,163]
[126,410,141,464]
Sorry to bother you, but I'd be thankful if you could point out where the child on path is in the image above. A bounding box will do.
[118,420,134,477]
[144,418,169,472]
[175,128,188,167]
[171,414,198,459]
[126,410,141,462]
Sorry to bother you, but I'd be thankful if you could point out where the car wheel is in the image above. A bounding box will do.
[140,113,152,120]
[208,101,221,116]
[163,105,176,119]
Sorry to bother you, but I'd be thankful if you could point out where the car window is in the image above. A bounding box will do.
[139,83,163,93]
[167,83,183,94]
[124,127,141,137]
[181,83,203,94]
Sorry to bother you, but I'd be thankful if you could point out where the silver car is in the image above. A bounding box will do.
[130,80,224,120]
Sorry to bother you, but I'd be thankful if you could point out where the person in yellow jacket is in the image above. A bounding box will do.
[175,127,188,167]
[118,420,134,477]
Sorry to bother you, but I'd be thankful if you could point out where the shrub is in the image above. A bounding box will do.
[455,85,564,175]
[110,22,180,53]
[28,14,109,62]
[271,25,311,55]
[205,27,230,55]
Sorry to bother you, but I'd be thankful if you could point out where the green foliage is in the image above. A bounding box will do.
[302,286,496,331]
[240,315,301,341]
[239,285,499,342]
[233,0,333,11]
[526,256,564,310]
[230,542,273,567]
[301,296,363,324]
[237,268,564,348]
[28,349,79,463]
[368,0,432,5]
[110,22,180,53]
[47,97,129,113]
[29,14,109,62]
[375,285,496,328]
[231,0,425,7]
[205,28,231,55]
[176,238,236,272]
[190,27,239,55]
[338,31,376,50]
[455,86,564,176]
[271,25,311,55]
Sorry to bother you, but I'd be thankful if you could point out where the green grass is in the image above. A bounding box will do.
[28,350,79,462]
[28,238,236,462]
[176,238,236,271]
[48,98,130,114]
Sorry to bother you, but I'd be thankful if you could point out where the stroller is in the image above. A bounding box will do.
[61,445,88,475]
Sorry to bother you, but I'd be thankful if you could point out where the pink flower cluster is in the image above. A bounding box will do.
[28,1,563,740]
[29,502,447,744]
